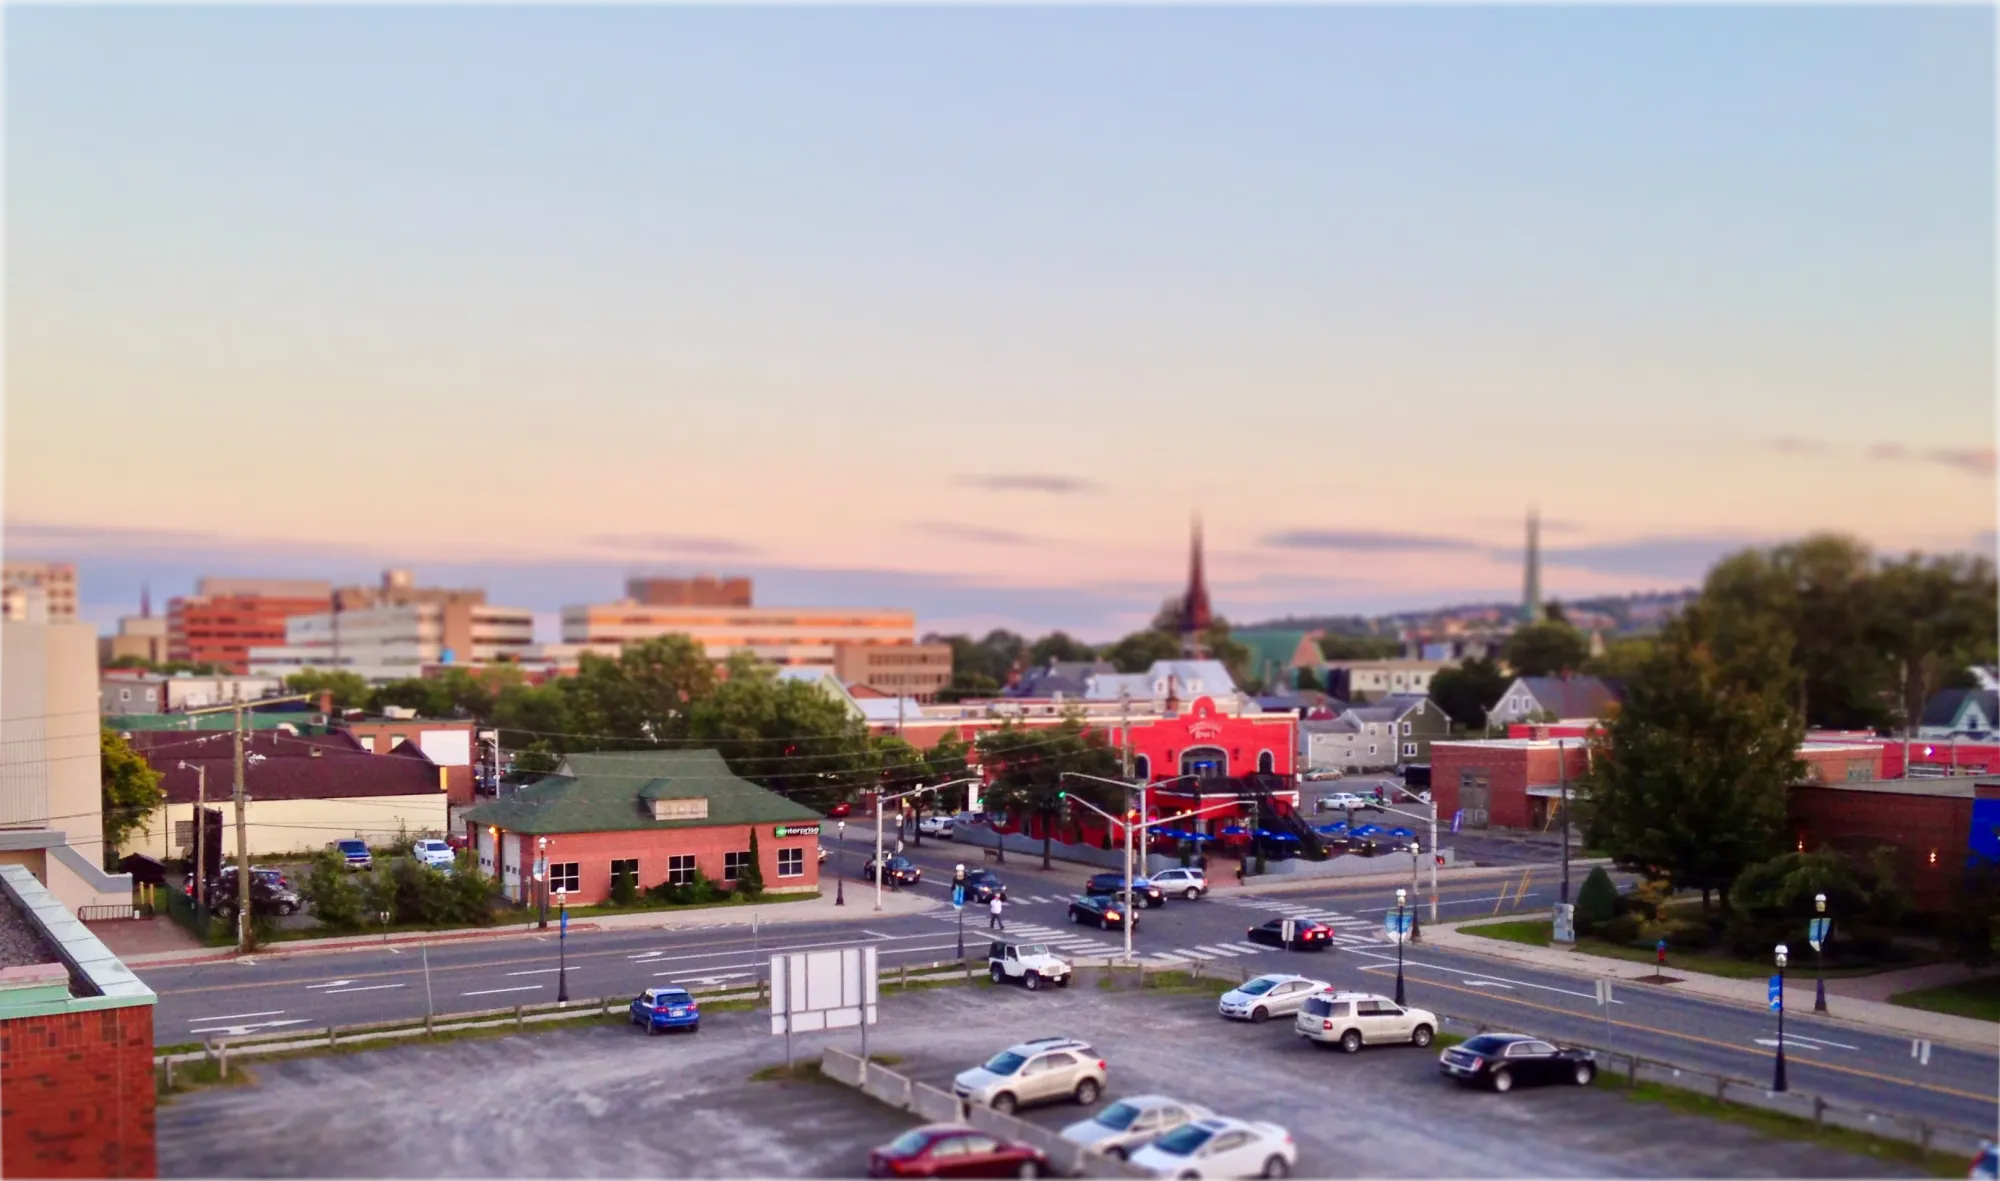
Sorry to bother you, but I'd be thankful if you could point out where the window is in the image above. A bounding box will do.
[1402,721,1413,735]
[610,857,638,886]
[723,850,752,882]
[549,862,579,893]
[1402,743,1418,757]
[1368,744,1377,756]
[1133,755,1150,780]
[1257,750,1274,774]
[119,688,131,702]
[173,820,194,847]
[666,855,696,886]
[778,848,804,878]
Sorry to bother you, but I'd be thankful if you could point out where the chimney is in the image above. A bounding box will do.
[320,692,333,715]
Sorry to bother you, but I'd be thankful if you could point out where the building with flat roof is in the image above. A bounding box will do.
[1321,659,1455,703]
[99,671,282,717]
[558,601,917,668]
[626,575,752,607]
[168,578,333,673]
[832,640,952,700]
[1,561,77,623]
[246,600,534,682]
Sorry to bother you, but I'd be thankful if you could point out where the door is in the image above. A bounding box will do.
[1354,999,1400,1044]
[956,1134,1012,1179]
[1201,1131,1253,1176]
[1267,980,1308,1016]
[925,1134,972,1178]
[1019,1053,1064,1102]
[1367,1000,1414,1040]
[1124,1110,1162,1152]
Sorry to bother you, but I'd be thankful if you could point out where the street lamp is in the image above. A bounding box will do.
[953,863,967,959]
[1394,888,1408,1006]
[1060,780,1240,964]
[556,888,570,1003]
[835,820,846,907]
[1813,893,1829,1013]
[1772,944,1789,1093]
[536,836,550,929]
[1407,841,1423,944]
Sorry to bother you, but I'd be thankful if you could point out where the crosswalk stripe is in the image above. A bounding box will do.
[1173,948,1215,960]
[1231,942,1272,953]
[1195,944,1243,957]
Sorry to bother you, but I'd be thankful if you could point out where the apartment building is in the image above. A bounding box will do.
[168,578,333,673]
[832,641,953,700]
[558,601,917,667]
[1,561,78,623]
[247,600,535,682]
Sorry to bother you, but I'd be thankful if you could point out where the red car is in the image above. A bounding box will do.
[446,833,469,852]
[868,1124,1048,1179]
[828,801,853,818]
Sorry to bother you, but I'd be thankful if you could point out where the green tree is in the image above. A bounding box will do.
[1579,605,1805,916]
[100,727,164,853]
[511,741,562,775]
[368,678,451,717]
[1103,630,1182,674]
[687,655,874,812]
[302,849,366,931]
[1584,637,1657,682]
[1575,867,1618,934]
[1502,621,1592,678]
[976,716,1123,870]
[609,861,639,907]
[1029,632,1100,666]
[1942,860,2000,968]
[105,653,152,671]
[493,683,572,754]
[1427,657,1508,730]
[737,827,766,898]
[1202,621,1254,688]
[933,671,1002,703]
[620,634,720,741]
[1318,634,1403,661]
[285,669,373,711]
[1295,665,1325,694]
[1544,601,1569,625]
[1866,553,1998,734]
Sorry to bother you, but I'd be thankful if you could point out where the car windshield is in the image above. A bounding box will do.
[1019,944,1050,958]
[983,1051,1027,1075]
[1462,1035,1515,1055]
[1151,1125,1213,1156]
[339,841,366,853]
[885,1131,931,1157]
[1094,1102,1141,1131]
[1238,977,1279,996]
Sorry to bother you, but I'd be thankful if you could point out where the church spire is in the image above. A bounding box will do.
[140,582,151,619]
[1522,507,1545,625]
[1182,515,1213,657]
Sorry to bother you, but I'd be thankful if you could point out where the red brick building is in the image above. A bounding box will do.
[1789,778,2000,912]
[462,750,823,906]
[335,717,481,804]
[0,865,156,1179]
[168,578,332,673]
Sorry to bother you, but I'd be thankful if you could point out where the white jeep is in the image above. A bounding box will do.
[987,940,1073,991]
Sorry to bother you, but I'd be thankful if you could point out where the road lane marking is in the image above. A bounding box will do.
[321,984,407,994]
[506,968,577,976]
[1195,945,1244,957]
[1362,959,1624,1003]
[462,985,542,996]
[1462,980,1515,989]
[189,1018,310,1036]
[189,1010,285,1022]
[1754,1034,1859,1051]
[305,980,357,990]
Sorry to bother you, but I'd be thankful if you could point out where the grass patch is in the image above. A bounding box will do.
[1457,919,1902,981]
[1595,1072,1962,1176]
[1890,976,2000,1023]
[1434,1031,1466,1048]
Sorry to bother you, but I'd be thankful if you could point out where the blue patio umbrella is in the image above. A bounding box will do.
[1353,824,1383,837]
[1220,824,1247,837]
[1389,826,1414,839]
[1315,823,1348,836]
[1269,831,1300,842]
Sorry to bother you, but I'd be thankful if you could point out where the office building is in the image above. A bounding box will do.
[0,561,77,623]
[168,578,333,673]
[247,600,534,682]
[557,600,917,668]
[626,575,753,608]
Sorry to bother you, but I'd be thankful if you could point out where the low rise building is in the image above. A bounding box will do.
[1484,674,1625,728]
[1301,696,1452,772]
[333,716,482,803]
[0,865,157,1178]
[1791,777,2000,912]
[832,641,953,700]
[1,561,78,623]
[460,750,823,905]
[1321,660,1454,703]
[246,600,534,682]
[1918,689,1999,742]
[98,671,282,717]
[101,616,169,667]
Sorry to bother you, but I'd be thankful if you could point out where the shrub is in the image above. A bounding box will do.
[609,865,639,907]
[1640,917,1710,951]
[648,869,720,907]
[303,849,366,931]
[736,828,766,899]
[1575,867,1618,935]
[1596,913,1643,946]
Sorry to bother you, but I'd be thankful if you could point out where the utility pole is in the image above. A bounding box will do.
[178,762,207,907]
[233,704,251,952]
[1558,739,1571,905]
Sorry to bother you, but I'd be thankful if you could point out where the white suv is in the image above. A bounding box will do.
[1295,990,1438,1053]
[987,940,1073,991]
[1150,867,1208,901]
[953,1037,1106,1115]
[412,839,455,871]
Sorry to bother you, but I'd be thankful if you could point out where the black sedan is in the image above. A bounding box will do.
[861,856,922,886]
[1244,918,1334,951]
[1086,873,1165,908]
[962,869,1007,903]
[1439,1033,1596,1092]
[1068,894,1140,930]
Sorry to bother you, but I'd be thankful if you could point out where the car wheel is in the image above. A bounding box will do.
[1411,1025,1434,1048]
[1339,1029,1363,1054]
[1106,1147,1127,1161]
[1491,1068,1514,1094]
[1024,971,1042,991]
[1261,1155,1290,1179]
[992,1092,1018,1115]
[1056,974,1071,989]
[280,902,298,916]
[1068,910,1080,924]
[1015,1162,1040,1180]
[1573,1062,1595,1087]
[992,965,1006,985]
[1074,1078,1100,1105]
[1179,1172,1201,1181]
[1185,887,1201,901]
[1250,1006,1270,1024]
[687,1023,699,1035]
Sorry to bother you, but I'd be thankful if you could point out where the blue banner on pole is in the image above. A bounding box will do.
[1808,917,1830,947]
[952,885,966,910]
[1451,810,1464,834]
[1384,911,1413,943]
[1768,975,1782,1011]
[560,909,568,935]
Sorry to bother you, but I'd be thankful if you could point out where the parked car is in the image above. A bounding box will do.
[1068,894,1139,931]
[987,940,1072,991]
[918,815,955,838]
[629,986,700,1035]
[1086,873,1164,907]
[1217,974,1329,1024]
[412,838,455,870]
[1244,918,1333,951]
[1314,792,1376,814]
[868,1124,1049,1179]
[1127,1116,1296,1180]
[334,839,372,871]
[862,856,922,886]
[953,1037,1106,1115]
[204,868,302,918]
[1438,1033,1596,1092]
[445,832,469,852]
[828,801,853,818]
[1061,1096,1214,1161]
[1295,991,1437,1052]
[1148,867,1208,901]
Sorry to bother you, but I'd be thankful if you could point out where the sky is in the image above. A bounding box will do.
[5,5,1994,641]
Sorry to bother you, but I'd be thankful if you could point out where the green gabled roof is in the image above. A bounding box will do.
[107,713,327,734]
[461,749,821,835]
[1236,631,1311,679]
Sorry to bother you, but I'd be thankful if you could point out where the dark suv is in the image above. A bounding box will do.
[1086,873,1164,908]
[205,868,302,919]
[962,869,1006,903]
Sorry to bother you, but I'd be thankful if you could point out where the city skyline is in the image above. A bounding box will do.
[5,6,1993,638]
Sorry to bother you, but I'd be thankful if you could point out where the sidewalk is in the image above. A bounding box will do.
[1213,859,1615,899]
[1425,919,2000,1052]
[120,887,939,968]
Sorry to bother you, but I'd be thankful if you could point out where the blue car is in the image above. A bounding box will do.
[335,838,372,871]
[630,986,700,1035]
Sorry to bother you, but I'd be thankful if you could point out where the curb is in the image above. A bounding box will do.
[1214,859,1615,898]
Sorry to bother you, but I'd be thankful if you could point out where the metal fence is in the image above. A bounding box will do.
[77,904,143,922]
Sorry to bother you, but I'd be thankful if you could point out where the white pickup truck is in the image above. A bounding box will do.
[987,940,1073,991]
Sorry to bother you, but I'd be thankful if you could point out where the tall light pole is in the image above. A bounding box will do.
[1061,780,1239,965]
[182,691,314,952]
[1813,893,1828,1013]
[953,863,967,960]
[1394,887,1408,1005]
[1061,771,1203,878]
[178,762,207,907]
[1408,840,1423,943]
[834,820,846,907]
[1773,943,1789,1093]
[536,836,550,929]
[1376,799,1441,924]
[556,888,570,1003]
[1557,739,1571,904]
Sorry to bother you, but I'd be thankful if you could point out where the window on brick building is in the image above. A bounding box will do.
[549,862,579,894]
[667,855,696,886]
[778,848,804,878]
[610,858,638,888]
[723,850,752,882]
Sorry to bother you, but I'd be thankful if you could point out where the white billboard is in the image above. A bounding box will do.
[420,729,472,767]
[770,946,877,1034]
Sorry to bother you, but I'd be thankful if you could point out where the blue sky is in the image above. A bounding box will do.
[6,5,1993,639]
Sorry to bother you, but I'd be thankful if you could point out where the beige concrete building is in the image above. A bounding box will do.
[247,601,535,682]
[559,601,918,667]
[833,641,953,700]
[0,623,133,913]
[101,616,169,666]
[0,562,77,623]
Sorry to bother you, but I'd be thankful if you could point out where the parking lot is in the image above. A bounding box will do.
[161,978,1925,1178]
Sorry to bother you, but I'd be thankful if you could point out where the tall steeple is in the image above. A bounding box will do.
[1182,516,1213,657]
[1522,507,1545,625]
[140,583,151,619]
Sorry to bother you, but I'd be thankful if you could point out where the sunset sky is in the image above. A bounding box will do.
[6,6,1993,640]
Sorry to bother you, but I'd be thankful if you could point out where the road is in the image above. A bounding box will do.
[139,851,1999,1138]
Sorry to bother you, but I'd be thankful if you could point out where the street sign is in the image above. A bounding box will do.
[1808,917,1830,950]
[775,823,821,838]
[1281,919,1296,944]
[1451,810,1464,834]
[1768,976,1783,1011]
[1552,904,1576,944]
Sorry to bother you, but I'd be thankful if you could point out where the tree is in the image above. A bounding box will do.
[1579,605,1805,916]
[105,653,152,671]
[975,717,1123,870]
[1427,657,1508,730]
[1295,666,1325,694]
[1103,630,1181,674]
[1201,621,1254,688]
[1029,632,1100,666]
[737,827,766,898]
[687,655,874,813]
[303,849,366,931]
[1942,859,2000,968]
[1575,867,1618,934]
[619,635,719,741]
[511,741,562,775]
[285,670,372,711]
[1544,601,1569,625]
[933,671,1001,704]
[100,727,164,854]
[1584,637,1657,682]
[493,683,572,754]
[1501,621,1591,678]
[1701,536,1891,729]
[1318,634,1402,661]
[1866,553,1998,734]
[924,630,1028,684]
[369,678,451,717]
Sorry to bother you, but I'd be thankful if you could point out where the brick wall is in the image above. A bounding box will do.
[1789,786,1975,913]
[479,824,822,905]
[1,1004,156,1178]
[1431,743,1590,831]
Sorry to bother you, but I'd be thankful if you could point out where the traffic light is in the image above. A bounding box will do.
[1056,790,1068,801]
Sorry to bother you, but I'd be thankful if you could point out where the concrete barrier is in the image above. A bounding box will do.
[863,1063,912,1109]
[910,1081,964,1124]
[820,1047,865,1088]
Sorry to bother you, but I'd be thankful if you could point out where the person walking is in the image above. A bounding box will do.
[988,893,1006,931]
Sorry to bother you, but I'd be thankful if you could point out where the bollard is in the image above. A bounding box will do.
[1626,1056,1637,1087]
[515,1004,524,1030]
[900,962,908,991]
[328,1026,337,1049]
[425,1011,434,1036]
[1812,1096,1826,1129]
[163,1059,173,1090]
[219,1045,229,1080]
[1918,1121,1934,1159]
[1713,1077,1727,1102]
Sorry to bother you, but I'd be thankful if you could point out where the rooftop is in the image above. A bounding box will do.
[1796,776,2000,800]
[0,865,156,1017]
[463,749,820,835]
